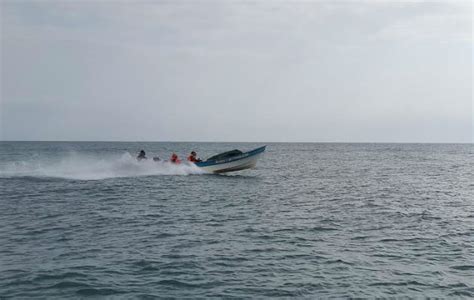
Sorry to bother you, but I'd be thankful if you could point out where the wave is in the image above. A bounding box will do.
[0,152,206,180]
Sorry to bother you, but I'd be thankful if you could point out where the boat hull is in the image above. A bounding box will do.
[195,146,266,174]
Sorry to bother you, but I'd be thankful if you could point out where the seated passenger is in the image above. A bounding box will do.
[137,150,147,161]
[170,153,181,164]
[187,151,202,163]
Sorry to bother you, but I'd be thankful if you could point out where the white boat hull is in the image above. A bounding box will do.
[198,152,263,173]
[196,146,266,174]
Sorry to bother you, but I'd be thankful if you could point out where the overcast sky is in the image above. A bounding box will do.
[1,1,472,142]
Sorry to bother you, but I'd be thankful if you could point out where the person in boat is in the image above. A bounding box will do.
[137,150,147,161]
[187,151,202,163]
[170,153,181,164]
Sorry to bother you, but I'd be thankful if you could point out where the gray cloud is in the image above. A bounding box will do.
[1,1,472,142]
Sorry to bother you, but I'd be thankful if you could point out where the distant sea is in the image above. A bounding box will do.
[1,142,472,298]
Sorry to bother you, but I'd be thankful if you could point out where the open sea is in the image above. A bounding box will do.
[0,141,472,298]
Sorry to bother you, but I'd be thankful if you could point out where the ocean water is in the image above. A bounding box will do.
[0,141,472,298]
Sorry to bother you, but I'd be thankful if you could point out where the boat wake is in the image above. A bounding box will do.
[0,152,207,180]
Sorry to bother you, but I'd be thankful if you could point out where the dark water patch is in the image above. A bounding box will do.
[135,293,160,299]
[133,259,156,268]
[49,281,91,289]
[371,253,405,259]
[22,226,67,236]
[351,235,369,240]
[245,247,284,253]
[369,281,430,287]
[450,265,474,271]
[33,272,88,282]
[212,255,249,263]
[76,288,124,296]
[310,226,339,232]
[448,288,474,297]
[3,279,35,288]
[233,287,301,297]
[153,232,175,239]
[155,279,211,289]
[325,259,354,266]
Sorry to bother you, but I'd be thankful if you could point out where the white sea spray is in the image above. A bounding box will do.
[0,152,207,180]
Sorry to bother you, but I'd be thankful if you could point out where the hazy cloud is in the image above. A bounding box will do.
[1,0,472,142]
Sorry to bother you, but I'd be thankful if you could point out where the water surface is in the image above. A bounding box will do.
[1,142,473,298]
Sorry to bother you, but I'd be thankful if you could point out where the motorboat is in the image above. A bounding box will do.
[195,146,266,173]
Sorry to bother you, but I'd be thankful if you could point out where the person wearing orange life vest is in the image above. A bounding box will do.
[170,153,181,164]
[187,151,202,163]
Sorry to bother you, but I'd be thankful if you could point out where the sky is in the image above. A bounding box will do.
[1,0,472,143]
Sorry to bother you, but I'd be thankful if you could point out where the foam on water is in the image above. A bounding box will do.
[0,152,207,180]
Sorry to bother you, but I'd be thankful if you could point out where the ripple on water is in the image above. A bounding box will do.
[1,142,473,298]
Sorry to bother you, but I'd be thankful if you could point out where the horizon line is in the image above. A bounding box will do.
[0,140,472,144]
